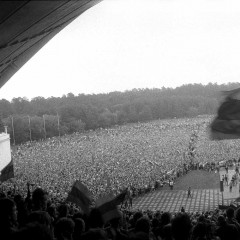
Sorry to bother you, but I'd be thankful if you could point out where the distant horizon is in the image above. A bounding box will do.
[1,81,239,102]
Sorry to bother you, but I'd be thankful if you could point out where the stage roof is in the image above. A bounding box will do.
[0,0,102,89]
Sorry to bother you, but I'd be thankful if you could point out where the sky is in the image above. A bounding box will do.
[1,0,240,101]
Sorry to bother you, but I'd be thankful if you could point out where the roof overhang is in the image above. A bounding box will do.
[0,0,102,89]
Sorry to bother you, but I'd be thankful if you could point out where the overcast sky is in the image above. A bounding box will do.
[1,0,240,101]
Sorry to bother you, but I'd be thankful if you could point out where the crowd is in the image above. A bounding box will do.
[1,186,240,240]
[2,117,240,200]
[1,117,240,239]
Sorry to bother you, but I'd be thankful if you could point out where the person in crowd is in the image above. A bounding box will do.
[187,187,192,198]
[171,213,192,240]
[226,207,240,235]
[215,215,239,240]
[11,222,54,240]
[32,187,48,212]
[0,198,18,240]
[54,217,75,240]
[72,218,85,240]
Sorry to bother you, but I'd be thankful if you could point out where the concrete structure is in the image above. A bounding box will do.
[0,133,11,171]
[0,0,103,88]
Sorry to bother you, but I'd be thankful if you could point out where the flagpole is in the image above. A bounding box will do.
[43,114,46,140]
[57,113,60,137]
[28,115,32,142]
[11,116,15,145]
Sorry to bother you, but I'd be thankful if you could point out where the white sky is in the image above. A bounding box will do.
[1,0,240,101]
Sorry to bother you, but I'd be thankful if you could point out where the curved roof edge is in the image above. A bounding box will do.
[0,0,103,89]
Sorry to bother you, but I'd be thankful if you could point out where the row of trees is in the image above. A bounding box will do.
[0,82,239,144]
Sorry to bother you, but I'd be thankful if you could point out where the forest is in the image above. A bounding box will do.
[0,82,239,144]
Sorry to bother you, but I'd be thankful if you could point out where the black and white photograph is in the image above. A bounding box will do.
[1,1,240,239]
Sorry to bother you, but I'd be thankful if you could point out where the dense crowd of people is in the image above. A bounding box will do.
[2,117,240,200]
[0,119,219,198]
[1,186,240,240]
[1,117,240,239]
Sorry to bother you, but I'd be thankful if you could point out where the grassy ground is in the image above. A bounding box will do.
[163,170,220,190]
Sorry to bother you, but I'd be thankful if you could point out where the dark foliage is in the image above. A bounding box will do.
[1,82,239,144]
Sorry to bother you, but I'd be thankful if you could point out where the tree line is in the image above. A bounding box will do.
[0,82,239,144]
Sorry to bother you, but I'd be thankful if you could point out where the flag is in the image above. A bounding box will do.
[96,189,127,223]
[0,160,14,182]
[96,195,121,224]
[66,180,92,214]
[210,87,240,140]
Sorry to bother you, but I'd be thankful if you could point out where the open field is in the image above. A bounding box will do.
[133,169,239,212]
[163,170,220,190]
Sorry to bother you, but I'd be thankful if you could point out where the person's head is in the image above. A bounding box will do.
[193,222,207,238]
[161,212,171,225]
[217,215,226,226]
[47,205,57,219]
[14,194,24,205]
[32,188,48,211]
[235,208,240,224]
[135,217,150,234]
[54,217,75,240]
[152,218,160,228]
[172,213,192,240]
[226,207,235,220]
[57,204,69,218]
[132,211,143,227]
[198,215,205,223]
[0,197,17,227]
